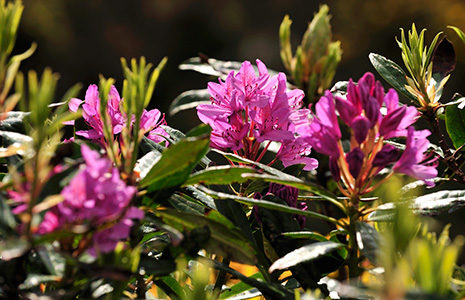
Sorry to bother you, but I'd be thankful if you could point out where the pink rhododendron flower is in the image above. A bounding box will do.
[68,84,169,144]
[393,127,438,186]
[37,144,143,255]
[197,59,317,171]
[303,72,436,194]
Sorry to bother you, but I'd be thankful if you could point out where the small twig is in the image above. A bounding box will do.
[212,256,231,299]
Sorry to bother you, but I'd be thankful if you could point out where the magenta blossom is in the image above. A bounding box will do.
[68,84,169,144]
[393,127,438,186]
[302,72,436,195]
[197,59,317,171]
[37,145,143,255]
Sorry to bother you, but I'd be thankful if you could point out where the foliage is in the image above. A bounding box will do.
[1,0,465,299]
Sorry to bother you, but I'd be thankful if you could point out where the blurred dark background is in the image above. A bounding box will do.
[15,0,465,132]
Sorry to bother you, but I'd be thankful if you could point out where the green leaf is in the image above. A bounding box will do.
[448,26,465,45]
[0,130,32,146]
[269,241,343,273]
[355,222,380,264]
[154,209,257,264]
[139,254,176,277]
[169,89,210,116]
[139,135,210,190]
[369,53,416,102]
[136,150,161,180]
[0,111,28,132]
[369,190,465,221]
[184,186,216,209]
[281,231,328,242]
[0,194,16,233]
[197,185,339,225]
[445,103,465,149]
[214,149,339,203]
[168,193,205,215]
[0,237,30,260]
[179,57,243,77]
[219,272,264,299]
[183,166,255,186]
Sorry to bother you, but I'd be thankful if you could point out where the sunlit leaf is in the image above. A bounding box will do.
[369,53,416,102]
[169,89,210,116]
[269,241,343,272]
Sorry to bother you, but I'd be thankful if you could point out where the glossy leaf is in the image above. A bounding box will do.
[281,231,328,242]
[139,135,210,190]
[169,89,210,116]
[154,209,256,264]
[269,241,343,272]
[355,222,380,264]
[445,103,465,149]
[369,53,416,102]
[183,166,255,186]
[369,190,465,221]
[197,185,339,225]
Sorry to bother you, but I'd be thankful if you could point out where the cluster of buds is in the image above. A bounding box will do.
[279,5,342,104]
[302,72,438,198]
[197,59,318,171]
[397,24,455,111]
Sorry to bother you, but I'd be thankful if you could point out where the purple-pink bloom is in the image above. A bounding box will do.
[68,84,169,144]
[303,72,437,190]
[393,127,438,186]
[37,145,143,255]
[197,59,316,171]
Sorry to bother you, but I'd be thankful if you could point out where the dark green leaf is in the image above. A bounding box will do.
[0,195,16,233]
[369,53,416,102]
[269,241,343,272]
[139,135,210,190]
[197,185,339,225]
[154,209,256,264]
[168,193,205,215]
[446,103,465,149]
[169,89,210,116]
[214,149,339,203]
[0,111,28,132]
[219,272,263,299]
[198,256,289,299]
[355,222,380,264]
[184,186,216,209]
[0,237,30,260]
[183,166,255,186]
[281,231,328,242]
[139,254,176,277]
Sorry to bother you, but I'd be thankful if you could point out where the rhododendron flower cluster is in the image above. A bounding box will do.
[197,59,318,171]
[302,72,438,195]
[68,84,169,144]
[38,145,143,254]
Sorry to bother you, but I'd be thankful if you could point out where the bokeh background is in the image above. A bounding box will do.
[13,0,465,260]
